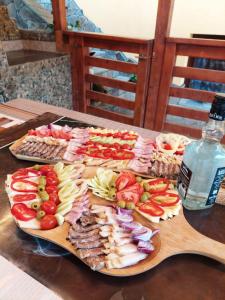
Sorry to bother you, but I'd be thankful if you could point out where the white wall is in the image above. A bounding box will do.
[76,0,225,38]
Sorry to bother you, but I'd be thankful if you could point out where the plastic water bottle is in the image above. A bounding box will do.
[177,93,225,210]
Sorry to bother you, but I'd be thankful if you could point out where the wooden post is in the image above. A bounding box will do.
[51,0,67,51]
[134,41,153,127]
[144,0,175,129]
[70,37,90,111]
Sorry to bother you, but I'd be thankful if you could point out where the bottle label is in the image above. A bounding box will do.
[206,167,225,206]
[177,161,192,199]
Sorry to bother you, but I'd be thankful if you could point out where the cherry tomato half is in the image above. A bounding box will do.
[41,201,57,215]
[45,185,58,194]
[40,165,54,176]
[40,215,58,230]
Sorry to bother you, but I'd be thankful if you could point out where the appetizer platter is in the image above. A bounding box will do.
[9,123,191,179]
[5,164,225,276]
[5,163,161,275]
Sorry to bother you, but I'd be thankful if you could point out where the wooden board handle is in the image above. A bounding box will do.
[186,233,225,264]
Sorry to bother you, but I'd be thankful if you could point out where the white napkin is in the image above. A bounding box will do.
[0,256,62,300]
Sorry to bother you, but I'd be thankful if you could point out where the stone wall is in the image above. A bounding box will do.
[0,55,73,109]
[0,0,52,30]
[0,5,20,40]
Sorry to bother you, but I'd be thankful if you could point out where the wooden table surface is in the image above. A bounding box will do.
[0,99,225,300]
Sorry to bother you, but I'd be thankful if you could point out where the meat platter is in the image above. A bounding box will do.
[9,123,191,180]
[5,163,225,276]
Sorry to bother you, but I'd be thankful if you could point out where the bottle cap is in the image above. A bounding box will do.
[209,93,225,121]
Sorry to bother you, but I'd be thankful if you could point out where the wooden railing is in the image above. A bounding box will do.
[154,37,225,138]
[63,31,153,126]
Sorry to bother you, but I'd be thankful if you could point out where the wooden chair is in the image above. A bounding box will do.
[154,37,225,139]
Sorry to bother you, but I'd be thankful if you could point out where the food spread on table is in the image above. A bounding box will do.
[88,169,181,223]
[5,163,87,229]
[10,124,191,179]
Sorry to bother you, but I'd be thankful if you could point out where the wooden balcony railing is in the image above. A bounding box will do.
[154,37,225,138]
[62,31,153,127]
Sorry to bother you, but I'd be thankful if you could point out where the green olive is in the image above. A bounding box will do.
[36,210,46,220]
[108,188,116,198]
[136,176,143,183]
[31,202,41,210]
[38,184,45,193]
[39,191,49,201]
[117,200,126,208]
[39,176,46,186]
[141,192,150,202]
[143,182,151,191]
[126,201,135,210]
[33,164,40,170]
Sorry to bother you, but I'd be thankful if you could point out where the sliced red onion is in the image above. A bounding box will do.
[132,227,148,236]
[116,214,133,223]
[120,221,142,231]
[116,207,133,215]
[137,240,154,254]
[151,229,160,238]
[132,227,152,241]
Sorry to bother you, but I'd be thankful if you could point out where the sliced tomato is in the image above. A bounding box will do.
[76,147,87,155]
[102,148,113,159]
[13,194,37,202]
[147,178,169,194]
[116,190,140,204]
[40,215,58,230]
[121,144,132,150]
[163,143,172,150]
[150,192,179,207]
[139,201,164,216]
[45,185,58,194]
[11,179,38,193]
[46,176,59,187]
[121,183,144,196]
[48,192,60,205]
[121,133,137,140]
[40,165,54,175]
[41,201,57,215]
[115,171,136,191]
[175,150,184,155]
[11,203,36,221]
[28,129,37,136]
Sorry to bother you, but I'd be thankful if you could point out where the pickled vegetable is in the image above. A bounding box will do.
[117,200,126,208]
[31,202,41,210]
[33,164,40,171]
[143,182,151,191]
[136,176,143,183]
[38,184,45,193]
[39,176,46,186]
[39,191,49,201]
[141,192,150,202]
[126,201,135,210]
[36,210,46,220]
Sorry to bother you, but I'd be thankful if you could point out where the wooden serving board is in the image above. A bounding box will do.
[17,166,225,277]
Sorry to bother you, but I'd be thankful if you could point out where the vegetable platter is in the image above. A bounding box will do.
[5,164,225,276]
[9,123,192,180]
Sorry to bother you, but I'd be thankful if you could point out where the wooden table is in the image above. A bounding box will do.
[0,99,225,300]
